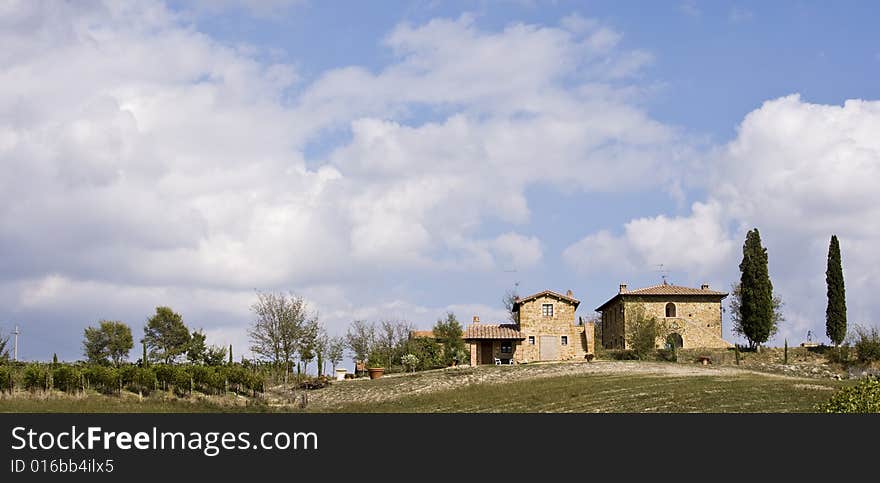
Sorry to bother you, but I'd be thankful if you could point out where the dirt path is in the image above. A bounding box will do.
[269,361,821,410]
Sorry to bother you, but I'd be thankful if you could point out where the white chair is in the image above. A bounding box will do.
[494,357,501,365]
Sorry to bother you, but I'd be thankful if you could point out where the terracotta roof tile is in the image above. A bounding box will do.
[595,284,728,312]
[464,324,525,340]
[625,284,728,296]
[513,290,580,310]
[409,330,435,338]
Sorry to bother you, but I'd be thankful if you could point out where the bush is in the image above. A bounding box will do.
[84,365,119,394]
[23,364,49,392]
[52,365,81,393]
[128,367,157,395]
[853,326,880,363]
[656,348,677,362]
[826,344,852,365]
[297,375,331,390]
[604,349,639,361]
[819,377,880,413]
[0,365,15,392]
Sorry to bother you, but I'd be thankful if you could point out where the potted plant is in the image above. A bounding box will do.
[367,355,384,379]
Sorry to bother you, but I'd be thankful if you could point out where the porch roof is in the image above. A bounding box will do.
[464,324,525,340]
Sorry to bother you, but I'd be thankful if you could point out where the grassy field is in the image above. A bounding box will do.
[325,372,845,413]
[1,361,850,413]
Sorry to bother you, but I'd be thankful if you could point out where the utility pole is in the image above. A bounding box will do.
[13,324,20,361]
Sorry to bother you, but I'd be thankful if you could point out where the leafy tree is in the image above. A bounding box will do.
[248,291,314,382]
[345,320,376,367]
[433,312,466,366]
[83,320,134,366]
[729,283,783,348]
[328,335,345,373]
[826,235,847,346]
[734,229,777,349]
[204,345,228,366]
[187,330,207,364]
[298,318,320,375]
[143,307,191,364]
[625,304,667,360]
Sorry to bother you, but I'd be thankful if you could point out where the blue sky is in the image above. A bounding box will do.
[2,0,880,364]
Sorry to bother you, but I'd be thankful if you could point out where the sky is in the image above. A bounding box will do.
[2,0,880,363]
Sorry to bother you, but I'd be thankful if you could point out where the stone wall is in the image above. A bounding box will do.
[600,296,729,349]
[516,295,592,362]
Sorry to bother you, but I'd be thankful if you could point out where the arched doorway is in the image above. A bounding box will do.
[666,332,683,350]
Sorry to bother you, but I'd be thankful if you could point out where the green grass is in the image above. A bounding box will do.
[325,373,848,413]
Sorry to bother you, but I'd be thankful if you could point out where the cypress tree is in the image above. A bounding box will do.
[738,228,775,349]
[228,344,233,365]
[142,341,148,367]
[825,235,847,346]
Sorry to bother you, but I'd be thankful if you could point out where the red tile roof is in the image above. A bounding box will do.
[595,284,728,312]
[512,289,580,310]
[409,330,435,339]
[464,324,525,340]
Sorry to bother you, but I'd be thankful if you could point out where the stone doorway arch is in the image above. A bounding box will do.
[666,332,683,350]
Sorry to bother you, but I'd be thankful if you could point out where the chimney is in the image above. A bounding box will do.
[619,284,628,294]
[566,289,573,297]
[701,284,710,290]
[473,315,480,324]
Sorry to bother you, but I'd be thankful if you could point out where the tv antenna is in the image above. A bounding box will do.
[655,264,670,285]
[13,324,20,361]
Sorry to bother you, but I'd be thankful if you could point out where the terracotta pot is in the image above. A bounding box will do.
[367,367,385,379]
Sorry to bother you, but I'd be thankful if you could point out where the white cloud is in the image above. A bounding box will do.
[564,201,733,278]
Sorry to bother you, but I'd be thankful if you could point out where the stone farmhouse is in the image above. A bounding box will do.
[464,290,594,365]
[595,282,731,350]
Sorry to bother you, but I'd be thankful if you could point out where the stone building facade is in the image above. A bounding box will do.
[466,290,594,365]
[596,283,731,350]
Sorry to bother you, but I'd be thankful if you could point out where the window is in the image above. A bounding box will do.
[561,336,568,346]
[542,304,553,317]
[500,341,512,354]
[528,336,535,345]
[665,302,676,317]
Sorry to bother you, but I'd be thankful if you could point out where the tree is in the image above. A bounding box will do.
[83,320,133,366]
[187,330,207,364]
[203,345,228,366]
[298,318,320,376]
[503,284,520,324]
[143,307,191,364]
[826,235,847,346]
[735,229,777,349]
[345,320,375,368]
[314,329,329,377]
[248,291,313,382]
[0,331,9,361]
[328,336,345,373]
[729,283,783,348]
[625,304,667,360]
[433,312,466,366]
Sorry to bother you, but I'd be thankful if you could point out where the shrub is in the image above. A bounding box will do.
[826,344,852,365]
[819,377,880,413]
[604,349,639,361]
[85,365,119,394]
[297,375,331,390]
[656,348,677,362]
[153,364,176,390]
[0,365,15,392]
[23,364,49,392]
[128,367,157,395]
[853,326,880,363]
[52,365,81,393]
[401,353,419,372]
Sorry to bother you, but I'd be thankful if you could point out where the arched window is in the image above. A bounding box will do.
[665,302,676,318]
